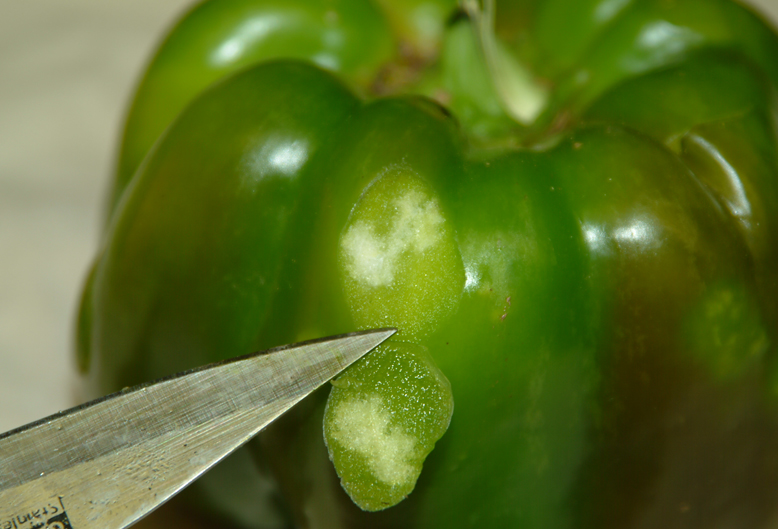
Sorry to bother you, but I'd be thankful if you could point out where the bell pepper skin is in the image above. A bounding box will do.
[108,0,396,218]
[78,0,778,527]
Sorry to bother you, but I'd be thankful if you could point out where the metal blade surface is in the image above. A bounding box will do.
[0,328,394,529]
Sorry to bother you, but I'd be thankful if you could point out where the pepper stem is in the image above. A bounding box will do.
[462,0,548,125]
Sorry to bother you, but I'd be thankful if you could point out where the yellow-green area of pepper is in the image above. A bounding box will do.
[328,168,461,510]
[76,0,778,527]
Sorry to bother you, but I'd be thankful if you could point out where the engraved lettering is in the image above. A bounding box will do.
[3,497,71,529]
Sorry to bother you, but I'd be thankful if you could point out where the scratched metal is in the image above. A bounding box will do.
[0,328,394,529]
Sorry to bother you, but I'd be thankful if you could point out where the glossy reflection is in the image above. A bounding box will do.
[613,216,658,247]
[583,223,608,254]
[581,215,660,258]
[630,21,703,71]
[241,136,309,188]
[688,135,752,223]
[211,15,283,66]
[210,12,347,70]
[593,0,633,23]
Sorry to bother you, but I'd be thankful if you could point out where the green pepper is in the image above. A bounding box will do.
[77,0,778,527]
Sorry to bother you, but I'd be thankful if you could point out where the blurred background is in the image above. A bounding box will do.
[0,0,193,432]
[1,0,778,435]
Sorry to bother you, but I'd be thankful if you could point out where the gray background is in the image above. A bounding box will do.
[1,0,777,434]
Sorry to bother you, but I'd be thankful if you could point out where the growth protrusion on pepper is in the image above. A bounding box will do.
[324,341,454,511]
[338,168,465,341]
[327,167,462,508]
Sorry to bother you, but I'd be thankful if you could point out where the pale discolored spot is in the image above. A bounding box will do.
[341,189,445,288]
[329,393,417,486]
[338,168,464,340]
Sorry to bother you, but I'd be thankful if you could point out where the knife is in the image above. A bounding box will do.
[0,328,395,529]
